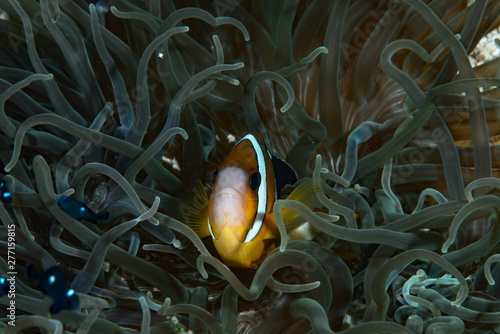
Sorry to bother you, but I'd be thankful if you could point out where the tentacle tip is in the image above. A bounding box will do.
[182,133,189,140]
[173,239,181,248]
[196,258,209,279]
[149,218,160,226]
[158,298,171,315]
[280,102,293,114]
[228,79,240,86]
[60,188,75,197]
[441,246,449,254]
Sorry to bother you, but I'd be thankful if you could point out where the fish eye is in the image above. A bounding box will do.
[249,172,261,190]
[211,167,218,184]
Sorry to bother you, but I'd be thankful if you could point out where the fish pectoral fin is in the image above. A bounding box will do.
[281,178,321,230]
[177,180,211,238]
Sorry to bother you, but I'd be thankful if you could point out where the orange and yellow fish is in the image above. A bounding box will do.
[184,131,317,268]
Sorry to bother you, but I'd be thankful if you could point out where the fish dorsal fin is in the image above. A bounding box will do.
[271,155,298,198]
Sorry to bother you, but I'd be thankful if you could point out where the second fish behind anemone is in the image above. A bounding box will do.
[57,196,109,223]
[1,179,12,206]
[27,265,79,314]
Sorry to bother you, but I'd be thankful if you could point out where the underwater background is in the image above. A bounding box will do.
[1,0,500,333]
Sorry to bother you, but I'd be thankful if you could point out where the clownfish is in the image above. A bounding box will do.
[57,196,109,223]
[183,131,318,268]
[27,265,79,313]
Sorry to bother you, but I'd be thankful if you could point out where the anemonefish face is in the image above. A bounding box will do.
[208,132,277,268]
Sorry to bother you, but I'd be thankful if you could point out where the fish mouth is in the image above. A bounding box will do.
[212,187,246,205]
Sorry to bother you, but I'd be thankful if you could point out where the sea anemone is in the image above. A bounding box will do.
[1,0,500,333]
